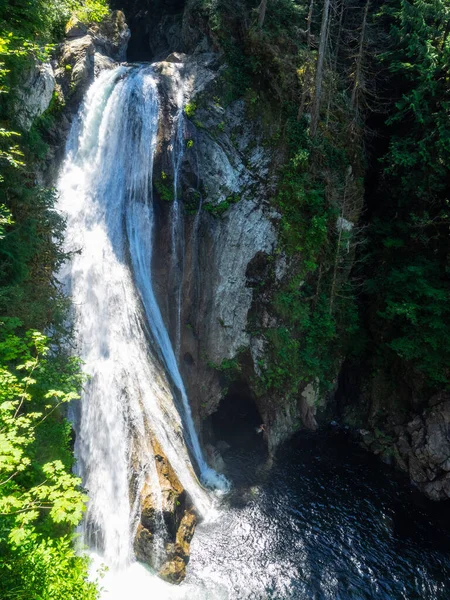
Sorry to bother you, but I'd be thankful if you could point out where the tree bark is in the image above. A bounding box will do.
[306,0,315,47]
[351,0,370,113]
[258,0,268,28]
[326,0,345,127]
[297,0,315,121]
[310,0,331,136]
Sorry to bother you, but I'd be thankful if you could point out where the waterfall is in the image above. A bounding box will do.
[169,71,186,360]
[57,65,226,571]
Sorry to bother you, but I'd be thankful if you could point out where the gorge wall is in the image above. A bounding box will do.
[30,0,450,523]
[113,0,450,504]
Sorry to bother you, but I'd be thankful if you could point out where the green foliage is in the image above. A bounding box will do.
[366,0,450,387]
[208,357,241,373]
[208,355,242,383]
[71,0,109,24]
[262,282,359,394]
[0,180,68,330]
[1,535,98,600]
[260,114,360,396]
[0,3,111,595]
[199,0,365,400]
[184,102,197,118]
[276,120,331,268]
[155,172,174,202]
[0,0,109,42]
[263,304,338,393]
[0,319,97,599]
[203,193,240,217]
[203,0,307,102]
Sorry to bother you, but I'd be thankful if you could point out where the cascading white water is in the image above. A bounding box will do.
[169,71,186,360]
[57,65,227,572]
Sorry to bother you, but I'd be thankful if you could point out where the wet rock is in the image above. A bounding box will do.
[205,443,226,473]
[65,17,88,39]
[151,52,279,435]
[300,382,319,431]
[134,523,157,564]
[216,440,231,453]
[88,10,130,62]
[55,35,96,104]
[408,455,428,484]
[369,396,450,501]
[55,10,129,107]
[134,438,197,582]
[176,509,198,557]
[159,556,187,584]
[157,510,197,583]
[14,62,55,131]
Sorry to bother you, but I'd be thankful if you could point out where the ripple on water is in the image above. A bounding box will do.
[184,431,450,600]
[94,432,450,599]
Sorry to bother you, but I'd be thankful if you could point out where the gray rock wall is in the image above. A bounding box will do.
[150,54,282,433]
[359,393,450,500]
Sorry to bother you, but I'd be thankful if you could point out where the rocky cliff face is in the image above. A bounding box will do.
[147,50,315,457]
[142,1,450,504]
[338,365,450,501]
[365,395,450,501]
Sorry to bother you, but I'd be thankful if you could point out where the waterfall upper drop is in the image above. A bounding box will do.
[57,64,227,575]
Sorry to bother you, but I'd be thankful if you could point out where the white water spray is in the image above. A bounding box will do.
[57,65,227,571]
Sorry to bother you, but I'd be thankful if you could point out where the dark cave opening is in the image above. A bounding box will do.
[111,0,186,62]
[210,382,268,483]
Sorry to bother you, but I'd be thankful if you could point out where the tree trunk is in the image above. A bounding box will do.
[258,0,268,28]
[351,0,370,113]
[326,0,345,127]
[297,0,315,121]
[310,0,331,136]
[329,169,351,315]
[332,0,345,73]
[306,0,314,47]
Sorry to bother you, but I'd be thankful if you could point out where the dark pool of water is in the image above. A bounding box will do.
[185,430,450,599]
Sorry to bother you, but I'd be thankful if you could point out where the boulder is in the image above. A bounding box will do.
[158,556,187,585]
[14,62,55,131]
[157,510,198,584]
[387,396,450,500]
[176,509,197,557]
[134,438,198,581]
[134,523,157,565]
[88,10,131,62]
[55,10,129,107]
[65,17,88,39]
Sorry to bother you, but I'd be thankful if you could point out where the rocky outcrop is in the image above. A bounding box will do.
[14,62,56,131]
[110,0,212,61]
[29,10,129,184]
[54,10,130,106]
[134,438,197,583]
[14,10,129,138]
[359,393,450,500]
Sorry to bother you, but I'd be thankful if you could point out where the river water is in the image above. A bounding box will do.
[94,430,450,599]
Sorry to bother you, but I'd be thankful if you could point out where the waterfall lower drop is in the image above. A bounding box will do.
[57,65,227,585]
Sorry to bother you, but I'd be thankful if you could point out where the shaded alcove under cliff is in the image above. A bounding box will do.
[110,0,186,61]
[208,382,268,485]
